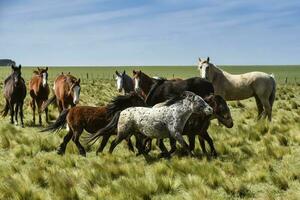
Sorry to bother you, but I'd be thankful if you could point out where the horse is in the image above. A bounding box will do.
[167,94,233,157]
[115,70,134,94]
[1,65,26,127]
[29,67,50,125]
[42,73,81,113]
[132,70,214,105]
[198,57,276,121]
[41,92,146,156]
[86,91,213,156]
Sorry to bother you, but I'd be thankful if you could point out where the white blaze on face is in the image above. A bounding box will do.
[134,78,140,91]
[42,72,47,87]
[73,86,80,104]
[116,76,122,91]
[201,63,209,79]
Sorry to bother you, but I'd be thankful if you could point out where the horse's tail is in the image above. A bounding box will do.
[86,111,121,146]
[269,74,276,107]
[41,109,69,133]
[1,100,9,117]
[41,95,56,112]
[145,79,166,106]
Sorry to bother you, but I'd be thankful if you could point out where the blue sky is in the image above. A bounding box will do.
[1,0,300,66]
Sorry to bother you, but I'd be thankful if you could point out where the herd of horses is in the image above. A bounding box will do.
[1,58,276,158]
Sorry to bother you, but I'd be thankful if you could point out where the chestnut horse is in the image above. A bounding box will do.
[1,65,26,127]
[29,67,50,125]
[42,92,146,156]
[42,73,81,113]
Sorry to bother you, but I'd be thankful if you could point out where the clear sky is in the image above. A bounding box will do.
[1,0,300,66]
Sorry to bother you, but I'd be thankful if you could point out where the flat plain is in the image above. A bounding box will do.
[0,65,299,200]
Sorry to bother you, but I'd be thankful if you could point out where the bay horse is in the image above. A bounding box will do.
[1,65,26,127]
[132,70,214,105]
[42,73,81,113]
[115,70,134,94]
[29,67,50,125]
[41,92,146,156]
[86,91,213,156]
[198,57,276,121]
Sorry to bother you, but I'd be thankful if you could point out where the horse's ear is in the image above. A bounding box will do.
[19,65,22,69]
[133,70,136,75]
[207,57,210,63]
[122,70,125,75]
[45,67,48,71]
[77,78,81,84]
[68,72,70,74]
[11,65,15,70]
[198,57,201,62]
[61,72,64,75]
[115,70,120,76]
[37,67,40,71]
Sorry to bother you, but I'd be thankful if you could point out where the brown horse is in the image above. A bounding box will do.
[41,92,146,156]
[132,70,182,99]
[42,73,81,113]
[29,67,50,125]
[1,65,27,127]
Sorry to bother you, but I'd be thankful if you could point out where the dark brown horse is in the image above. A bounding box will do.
[42,73,81,113]
[29,67,50,125]
[1,65,26,127]
[41,92,146,156]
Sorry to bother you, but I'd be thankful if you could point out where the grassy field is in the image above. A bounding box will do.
[0,65,299,200]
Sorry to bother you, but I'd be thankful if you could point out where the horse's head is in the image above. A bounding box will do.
[182,91,213,116]
[132,70,142,93]
[204,95,233,128]
[198,57,213,80]
[11,65,22,86]
[34,67,49,87]
[69,78,81,105]
[115,70,126,92]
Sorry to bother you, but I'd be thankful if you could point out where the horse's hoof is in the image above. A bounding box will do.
[212,151,218,158]
[14,122,18,126]
[21,124,25,128]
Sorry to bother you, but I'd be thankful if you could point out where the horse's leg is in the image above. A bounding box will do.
[45,106,49,124]
[96,134,110,155]
[158,139,170,158]
[9,102,14,124]
[72,129,86,156]
[57,130,73,155]
[58,101,63,113]
[259,96,272,121]
[198,135,208,156]
[169,138,177,154]
[254,95,263,119]
[188,135,196,152]
[108,132,129,154]
[30,98,36,124]
[37,100,43,125]
[171,131,193,156]
[126,137,135,152]
[14,103,19,126]
[19,102,24,127]
[202,131,217,157]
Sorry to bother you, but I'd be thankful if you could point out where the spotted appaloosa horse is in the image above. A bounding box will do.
[29,67,50,125]
[198,57,276,121]
[115,70,134,94]
[1,65,26,127]
[87,91,213,156]
[42,73,81,113]
[42,92,146,156]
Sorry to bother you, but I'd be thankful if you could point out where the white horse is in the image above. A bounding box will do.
[198,57,276,121]
[108,91,213,155]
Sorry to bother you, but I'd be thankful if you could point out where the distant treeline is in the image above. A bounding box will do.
[0,59,16,66]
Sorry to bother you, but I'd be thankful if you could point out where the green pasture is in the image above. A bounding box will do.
[0,66,299,199]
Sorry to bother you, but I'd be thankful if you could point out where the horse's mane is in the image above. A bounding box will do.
[106,93,145,118]
[145,78,167,105]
